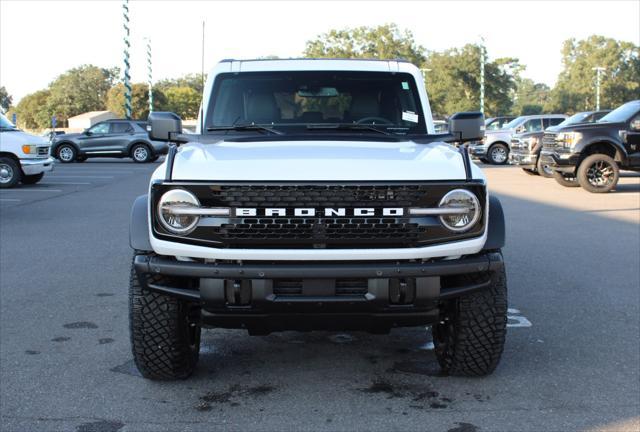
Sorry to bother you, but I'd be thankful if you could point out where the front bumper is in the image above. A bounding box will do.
[468,143,488,157]
[539,150,580,174]
[20,157,55,175]
[133,252,504,333]
[509,150,537,169]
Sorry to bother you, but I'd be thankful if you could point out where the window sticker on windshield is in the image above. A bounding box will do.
[402,111,419,123]
[401,81,410,90]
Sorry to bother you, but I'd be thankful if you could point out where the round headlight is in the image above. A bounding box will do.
[438,189,481,232]
[157,189,200,235]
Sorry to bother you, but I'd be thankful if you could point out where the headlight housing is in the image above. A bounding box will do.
[438,189,481,232]
[21,145,37,154]
[157,189,200,235]
[557,132,581,149]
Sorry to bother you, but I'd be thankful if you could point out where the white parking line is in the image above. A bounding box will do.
[45,175,114,179]
[41,182,92,185]
[0,189,62,193]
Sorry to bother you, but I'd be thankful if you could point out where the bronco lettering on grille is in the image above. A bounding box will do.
[234,208,404,217]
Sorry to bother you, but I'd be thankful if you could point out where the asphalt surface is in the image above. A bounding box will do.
[1,159,639,432]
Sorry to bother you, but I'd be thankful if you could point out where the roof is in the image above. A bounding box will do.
[219,57,412,63]
[67,110,116,120]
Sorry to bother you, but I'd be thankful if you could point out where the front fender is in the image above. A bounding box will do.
[484,195,506,250]
[130,194,152,251]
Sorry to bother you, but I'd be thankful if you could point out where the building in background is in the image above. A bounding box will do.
[67,111,117,131]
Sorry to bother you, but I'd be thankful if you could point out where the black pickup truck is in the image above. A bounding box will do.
[540,100,640,192]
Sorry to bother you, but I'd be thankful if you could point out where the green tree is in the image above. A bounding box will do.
[546,35,640,113]
[0,86,12,112]
[163,86,201,119]
[424,45,518,117]
[46,65,119,124]
[303,24,426,65]
[513,78,551,115]
[15,90,52,129]
[106,83,167,120]
[156,73,205,96]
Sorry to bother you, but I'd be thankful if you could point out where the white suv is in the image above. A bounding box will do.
[128,59,508,380]
[0,114,54,188]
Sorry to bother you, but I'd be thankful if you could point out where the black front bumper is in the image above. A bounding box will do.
[133,252,504,333]
[540,150,580,173]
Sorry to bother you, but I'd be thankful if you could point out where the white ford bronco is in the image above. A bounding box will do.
[0,113,55,188]
[129,59,507,380]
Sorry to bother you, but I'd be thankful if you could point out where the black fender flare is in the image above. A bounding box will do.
[484,195,506,250]
[130,194,152,251]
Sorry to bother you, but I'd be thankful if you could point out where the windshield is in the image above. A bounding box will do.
[485,117,513,131]
[502,116,526,130]
[206,71,427,135]
[598,101,640,123]
[558,112,590,127]
[0,113,18,130]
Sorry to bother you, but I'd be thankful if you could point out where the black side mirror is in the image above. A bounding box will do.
[447,111,485,142]
[84,130,92,136]
[148,112,182,141]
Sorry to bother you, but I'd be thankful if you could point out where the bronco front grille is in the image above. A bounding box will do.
[151,182,486,249]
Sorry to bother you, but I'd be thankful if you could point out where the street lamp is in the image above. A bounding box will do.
[592,66,606,111]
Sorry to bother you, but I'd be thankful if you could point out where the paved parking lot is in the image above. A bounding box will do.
[1,160,639,432]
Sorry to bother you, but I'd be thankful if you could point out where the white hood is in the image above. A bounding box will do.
[0,130,48,148]
[166,140,483,181]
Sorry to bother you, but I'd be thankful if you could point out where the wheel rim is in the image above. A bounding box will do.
[586,160,615,188]
[542,163,553,175]
[0,163,14,184]
[491,146,507,163]
[133,146,148,161]
[59,146,74,161]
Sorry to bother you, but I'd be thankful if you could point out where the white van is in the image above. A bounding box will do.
[0,114,54,188]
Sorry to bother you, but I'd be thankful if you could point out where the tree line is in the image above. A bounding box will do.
[3,24,638,129]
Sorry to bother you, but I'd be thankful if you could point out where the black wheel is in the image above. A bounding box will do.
[577,153,619,193]
[21,172,44,185]
[433,260,508,377]
[129,257,201,380]
[131,144,152,163]
[487,144,509,165]
[76,156,87,163]
[521,168,538,176]
[552,171,579,188]
[56,144,76,163]
[536,157,554,178]
[0,157,21,188]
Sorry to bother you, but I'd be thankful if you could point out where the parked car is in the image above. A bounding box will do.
[555,110,611,127]
[540,100,640,193]
[485,116,516,131]
[509,117,570,177]
[433,119,448,133]
[470,114,567,165]
[0,113,54,188]
[128,58,508,380]
[51,119,169,163]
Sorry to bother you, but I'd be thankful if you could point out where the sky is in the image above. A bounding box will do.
[1,0,639,103]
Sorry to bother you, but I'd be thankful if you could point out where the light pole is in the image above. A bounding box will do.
[592,66,606,111]
[122,0,132,119]
[144,37,153,114]
[479,36,486,114]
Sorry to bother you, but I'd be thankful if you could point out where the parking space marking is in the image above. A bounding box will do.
[41,182,92,185]
[507,308,532,328]
[44,175,114,179]
[0,189,62,193]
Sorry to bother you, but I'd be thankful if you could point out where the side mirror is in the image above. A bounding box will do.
[148,112,182,141]
[84,130,92,136]
[448,111,484,142]
[631,118,640,131]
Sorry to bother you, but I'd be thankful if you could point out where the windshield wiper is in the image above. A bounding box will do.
[207,124,283,135]
[306,123,393,136]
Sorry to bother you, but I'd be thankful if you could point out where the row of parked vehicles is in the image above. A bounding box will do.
[469,100,640,193]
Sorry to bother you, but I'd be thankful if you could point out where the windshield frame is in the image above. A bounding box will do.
[204,70,428,137]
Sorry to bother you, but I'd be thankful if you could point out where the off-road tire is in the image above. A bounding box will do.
[0,157,21,188]
[521,168,538,176]
[552,171,579,188]
[433,261,508,376]
[536,157,554,178]
[487,143,509,165]
[129,257,201,380]
[21,172,44,184]
[577,153,619,193]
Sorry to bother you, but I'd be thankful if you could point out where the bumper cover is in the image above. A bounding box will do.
[20,157,55,175]
[509,150,537,169]
[540,151,580,173]
[133,252,504,332]
[468,144,487,157]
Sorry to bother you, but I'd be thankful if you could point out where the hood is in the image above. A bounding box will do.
[554,121,624,133]
[0,130,48,146]
[54,132,83,141]
[168,139,476,181]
